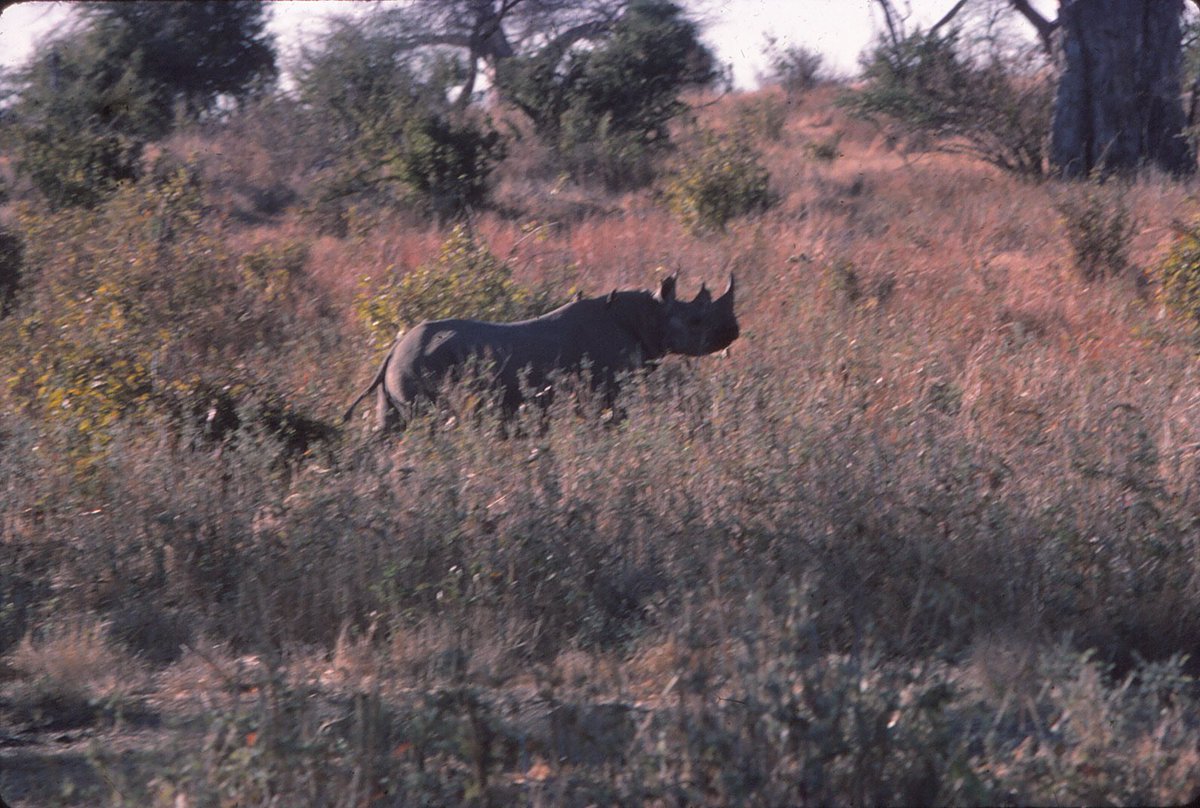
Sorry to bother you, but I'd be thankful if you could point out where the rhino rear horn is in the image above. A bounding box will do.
[694,283,712,305]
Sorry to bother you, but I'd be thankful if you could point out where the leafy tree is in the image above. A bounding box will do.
[294,15,506,223]
[394,114,506,220]
[314,0,714,186]
[78,1,277,124]
[360,0,629,108]
[498,0,718,184]
[295,16,431,149]
[9,1,276,208]
[865,0,1196,178]
[11,37,157,208]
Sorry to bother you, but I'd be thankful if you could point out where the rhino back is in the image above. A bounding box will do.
[404,302,645,375]
[508,296,657,372]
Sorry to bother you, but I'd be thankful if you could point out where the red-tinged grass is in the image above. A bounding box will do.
[5,85,1200,804]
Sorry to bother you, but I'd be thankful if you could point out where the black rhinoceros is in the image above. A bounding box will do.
[343,274,738,430]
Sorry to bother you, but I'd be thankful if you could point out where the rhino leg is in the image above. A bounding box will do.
[376,380,403,432]
[344,339,398,425]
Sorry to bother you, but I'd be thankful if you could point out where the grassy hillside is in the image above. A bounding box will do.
[3,84,1200,804]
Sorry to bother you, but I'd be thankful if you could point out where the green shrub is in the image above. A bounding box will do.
[828,258,862,303]
[803,133,843,161]
[295,18,506,222]
[556,109,658,191]
[394,113,507,221]
[4,168,218,459]
[665,133,774,233]
[239,240,310,303]
[1159,219,1200,323]
[762,36,825,95]
[0,223,23,316]
[842,28,1051,177]
[498,0,716,188]
[18,126,144,211]
[1,166,330,471]
[1057,185,1135,282]
[735,94,789,142]
[355,225,554,348]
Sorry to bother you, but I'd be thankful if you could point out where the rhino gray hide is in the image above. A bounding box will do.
[343,274,738,430]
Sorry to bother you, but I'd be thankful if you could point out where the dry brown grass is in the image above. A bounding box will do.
[8,621,141,701]
[5,85,1200,804]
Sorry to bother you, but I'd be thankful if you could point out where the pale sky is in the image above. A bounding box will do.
[0,0,1055,89]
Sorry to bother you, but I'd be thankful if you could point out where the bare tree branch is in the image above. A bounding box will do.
[930,0,971,35]
[1008,0,1059,55]
[391,31,475,51]
[542,20,612,59]
[874,0,903,48]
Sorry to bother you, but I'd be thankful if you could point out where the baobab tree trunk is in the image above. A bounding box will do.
[1050,0,1194,177]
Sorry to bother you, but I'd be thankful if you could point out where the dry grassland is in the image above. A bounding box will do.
[2,85,1200,804]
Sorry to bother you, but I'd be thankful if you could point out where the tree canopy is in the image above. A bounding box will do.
[78,1,277,121]
[9,1,277,207]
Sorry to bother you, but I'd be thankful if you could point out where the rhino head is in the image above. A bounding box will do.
[655,274,739,356]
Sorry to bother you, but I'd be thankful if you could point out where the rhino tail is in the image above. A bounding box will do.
[342,346,393,424]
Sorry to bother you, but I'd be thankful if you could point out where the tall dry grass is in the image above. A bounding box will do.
[4,85,1200,804]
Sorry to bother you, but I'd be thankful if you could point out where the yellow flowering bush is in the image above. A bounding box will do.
[665,132,774,233]
[355,225,552,348]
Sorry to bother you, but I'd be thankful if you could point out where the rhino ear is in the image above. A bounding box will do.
[606,289,618,306]
[656,274,677,303]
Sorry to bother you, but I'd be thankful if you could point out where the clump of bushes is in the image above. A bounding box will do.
[4,166,220,463]
[803,133,843,162]
[18,127,144,211]
[0,223,24,316]
[665,133,774,233]
[308,109,506,230]
[842,27,1052,177]
[761,36,825,95]
[394,114,507,222]
[294,17,506,224]
[498,0,717,189]
[1,165,331,471]
[238,240,310,303]
[553,110,660,192]
[1159,219,1200,323]
[1056,184,1136,282]
[354,225,555,348]
[735,94,789,142]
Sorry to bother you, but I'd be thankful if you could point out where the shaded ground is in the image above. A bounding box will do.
[0,685,178,806]
[0,661,652,806]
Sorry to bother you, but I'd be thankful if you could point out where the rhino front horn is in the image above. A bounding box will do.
[720,274,735,301]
